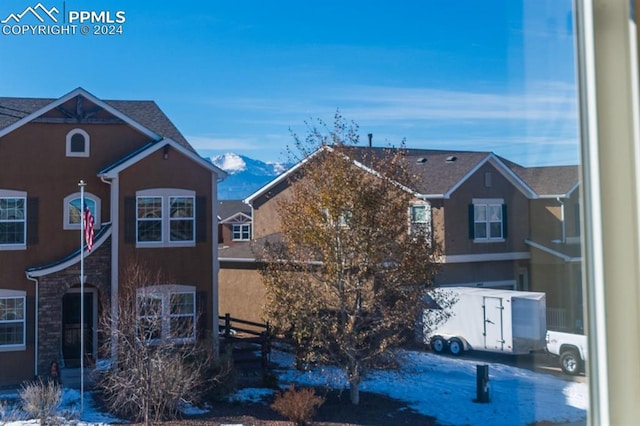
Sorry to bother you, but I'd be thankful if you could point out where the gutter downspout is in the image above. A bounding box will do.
[25,273,39,377]
[100,175,119,365]
[557,197,566,244]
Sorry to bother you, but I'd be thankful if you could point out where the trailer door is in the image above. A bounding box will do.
[483,296,505,351]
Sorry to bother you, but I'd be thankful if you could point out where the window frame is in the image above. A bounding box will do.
[135,189,196,248]
[409,202,431,237]
[0,290,26,352]
[471,198,505,242]
[232,223,251,241]
[63,192,101,230]
[136,285,197,344]
[0,190,27,250]
[65,128,90,158]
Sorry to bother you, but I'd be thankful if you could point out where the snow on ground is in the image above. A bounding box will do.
[0,349,587,426]
[268,350,588,426]
[0,387,120,425]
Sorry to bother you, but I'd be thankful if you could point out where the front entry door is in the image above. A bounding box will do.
[62,291,94,367]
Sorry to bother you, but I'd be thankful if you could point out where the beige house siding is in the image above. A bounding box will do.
[219,265,265,324]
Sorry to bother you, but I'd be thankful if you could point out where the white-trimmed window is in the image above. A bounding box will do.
[136,189,195,247]
[471,198,506,242]
[0,190,26,249]
[0,290,26,351]
[63,192,101,230]
[321,207,352,227]
[137,285,196,343]
[66,129,90,157]
[232,223,251,241]
[409,203,431,236]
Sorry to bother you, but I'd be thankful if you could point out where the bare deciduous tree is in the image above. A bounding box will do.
[97,261,219,425]
[257,114,442,405]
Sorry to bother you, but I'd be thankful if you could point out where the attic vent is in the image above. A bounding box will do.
[416,157,427,164]
[446,155,458,162]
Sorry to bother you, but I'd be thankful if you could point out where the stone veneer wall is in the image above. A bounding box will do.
[37,237,111,375]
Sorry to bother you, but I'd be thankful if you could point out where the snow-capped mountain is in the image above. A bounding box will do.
[211,153,291,200]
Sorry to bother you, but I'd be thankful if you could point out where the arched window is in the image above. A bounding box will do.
[66,129,90,157]
[63,192,101,230]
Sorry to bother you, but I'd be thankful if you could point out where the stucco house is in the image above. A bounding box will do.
[0,88,226,386]
[218,146,581,331]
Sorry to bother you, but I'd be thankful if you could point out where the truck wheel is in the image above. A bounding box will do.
[560,349,582,375]
[448,338,464,356]
[431,336,446,354]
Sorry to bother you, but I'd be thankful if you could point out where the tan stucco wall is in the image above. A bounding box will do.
[218,265,265,324]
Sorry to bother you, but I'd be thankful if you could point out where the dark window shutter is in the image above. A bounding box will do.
[124,197,135,243]
[27,197,38,245]
[196,291,208,338]
[196,196,207,243]
[468,204,475,239]
[502,204,508,238]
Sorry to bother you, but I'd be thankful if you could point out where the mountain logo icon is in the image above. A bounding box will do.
[1,3,59,24]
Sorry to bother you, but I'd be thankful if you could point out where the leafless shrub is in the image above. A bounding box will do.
[96,261,219,425]
[271,384,325,426]
[18,379,61,425]
[0,399,25,425]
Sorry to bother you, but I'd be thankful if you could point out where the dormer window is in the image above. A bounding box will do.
[66,129,90,157]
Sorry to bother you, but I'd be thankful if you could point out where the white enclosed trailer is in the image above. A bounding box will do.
[423,287,547,355]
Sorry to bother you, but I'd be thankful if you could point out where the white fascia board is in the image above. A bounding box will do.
[220,212,252,224]
[244,146,328,204]
[444,154,538,200]
[219,257,257,263]
[525,239,582,263]
[0,87,160,140]
[99,138,227,179]
[536,182,581,199]
[244,145,419,204]
[435,251,531,264]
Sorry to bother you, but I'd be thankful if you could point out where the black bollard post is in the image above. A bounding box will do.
[474,364,490,403]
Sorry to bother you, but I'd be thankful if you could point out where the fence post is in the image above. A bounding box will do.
[224,313,231,338]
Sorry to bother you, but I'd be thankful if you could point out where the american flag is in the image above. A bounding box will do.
[84,206,95,252]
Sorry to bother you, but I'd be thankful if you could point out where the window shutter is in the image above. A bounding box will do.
[27,197,38,245]
[196,196,207,243]
[502,204,508,238]
[468,204,475,239]
[124,197,135,243]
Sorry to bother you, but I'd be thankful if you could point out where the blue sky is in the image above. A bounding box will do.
[0,0,578,166]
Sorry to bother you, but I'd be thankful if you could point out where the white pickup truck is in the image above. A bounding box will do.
[545,330,588,375]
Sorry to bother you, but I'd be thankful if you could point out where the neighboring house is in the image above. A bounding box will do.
[508,164,582,332]
[218,146,581,329]
[217,200,264,322]
[0,88,226,386]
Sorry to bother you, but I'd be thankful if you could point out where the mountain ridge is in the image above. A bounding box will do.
[211,153,291,200]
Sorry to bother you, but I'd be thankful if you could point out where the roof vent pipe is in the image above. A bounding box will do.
[367,133,373,147]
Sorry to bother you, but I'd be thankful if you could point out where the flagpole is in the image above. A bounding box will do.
[78,179,85,414]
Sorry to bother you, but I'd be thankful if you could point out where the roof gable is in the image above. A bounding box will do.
[245,146,539,204]
[220,212,252,224]
[98,137,226,179]
[0,87,194,151]
[218,200,251,220]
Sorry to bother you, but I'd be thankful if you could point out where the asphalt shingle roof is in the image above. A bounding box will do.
[0,95,194,152]
[218,200,251,221]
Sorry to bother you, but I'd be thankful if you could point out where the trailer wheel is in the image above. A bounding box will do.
[448,338,464,356]
[560,349,582,375]
[431,336,447,354]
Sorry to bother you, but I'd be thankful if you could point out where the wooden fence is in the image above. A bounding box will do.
[218,313,271,369]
